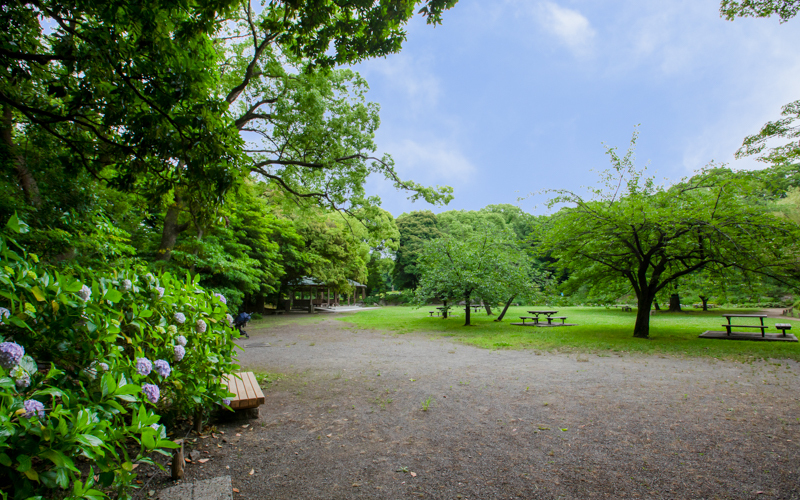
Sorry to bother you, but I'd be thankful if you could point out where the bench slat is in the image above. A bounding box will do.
[246,372,266,405]
[243,372,257,402]
[723,325,767,328]
[233,374,246,409]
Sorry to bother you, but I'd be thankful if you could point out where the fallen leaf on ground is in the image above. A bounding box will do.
[232,488,240,493]
[184,458,191,463]
[198,459,209,463]
[410,472,417,477]
[327,433,332,437]
[235,433,242,437]
[131,464,139,470]
[249,469,254,475]
[242,424,249,428]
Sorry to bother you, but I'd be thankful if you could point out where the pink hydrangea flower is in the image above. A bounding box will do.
[173,345,185,362]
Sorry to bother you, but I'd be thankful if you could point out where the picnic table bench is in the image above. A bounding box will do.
[224,372,265,411]
[519,316,540,325]
[721,314,768,336]
[775,323,792,337]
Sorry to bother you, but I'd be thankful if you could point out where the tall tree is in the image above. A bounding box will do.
[393,211,442,289]
[415,225,537,326]
[538,131,800,338]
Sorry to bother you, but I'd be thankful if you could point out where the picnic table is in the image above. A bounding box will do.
[520,310,567,326]
[721,314,768,336]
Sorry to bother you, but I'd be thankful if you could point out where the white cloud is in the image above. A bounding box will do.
[358,54,441,112]
[537,2,596,57]
[388,139,477,183]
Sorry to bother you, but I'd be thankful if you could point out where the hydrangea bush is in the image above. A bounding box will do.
[0,215,239,499]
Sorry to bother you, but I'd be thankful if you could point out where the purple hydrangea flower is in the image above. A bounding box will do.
[154,286,165,299]
[135,357,152,376]
[174,312,186,324]
[121,279,132,291]
[0,307,10,324]
[222,398,231,406]
[167,325,178,335]
[23,399,45,419]
[173,345,185,362]
[0,342,24,370]
[154,359,171,378]
[142,384,160,404]
[226,314,234,328]
[196,319,207,334]
[176,335,187,347]
[78,284,92,302]
[214,293,227,305]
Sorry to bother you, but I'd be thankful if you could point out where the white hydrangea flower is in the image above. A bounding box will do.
[226,314,234,328]
[0,307,9,324]
[196,319,207,334]
[154,287,165,299]
[121,279,132,291]
[77,285,92,302]
[176,335,187,346]
[167,325,178,335]
[174,312,186,324]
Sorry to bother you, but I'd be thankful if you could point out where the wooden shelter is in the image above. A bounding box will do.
[281,277,367,313]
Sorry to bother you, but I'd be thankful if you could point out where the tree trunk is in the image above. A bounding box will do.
[699,295,709,311]
[464,294,471,326]
[157,192,190,261]
[483,303,493,315]
[653,300,661,310]
[442,300,448,319]
[1,105,41,207]
[495,295,516,322]
[668,293,681,312]
[633,291,655,338]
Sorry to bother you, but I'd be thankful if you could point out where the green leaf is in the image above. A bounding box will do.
[16,454,32,472]
[40,449,78,472]
[0,453,10,466]
[156,439,181,449]
[76,434,104,448]
[104,289,122,303]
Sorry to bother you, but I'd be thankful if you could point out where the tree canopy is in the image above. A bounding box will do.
[415,224,542,326]
[538,132,800,338]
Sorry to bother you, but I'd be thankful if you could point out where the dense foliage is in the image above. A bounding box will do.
[537,132,800,338]
[0,215,239,498]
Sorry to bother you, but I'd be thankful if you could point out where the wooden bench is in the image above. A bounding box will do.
[224,372,265,410]
[775,323,792,337]
[721,314,767,336]
[429,311,440,317]
[546,316,567,325]
[519,316,539,325]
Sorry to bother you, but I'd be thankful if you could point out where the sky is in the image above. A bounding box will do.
[352,0,800,217]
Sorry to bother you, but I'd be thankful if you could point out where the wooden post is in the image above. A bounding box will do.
[327,287,330,307]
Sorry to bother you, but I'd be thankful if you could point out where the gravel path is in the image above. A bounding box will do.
[152,313,800,499]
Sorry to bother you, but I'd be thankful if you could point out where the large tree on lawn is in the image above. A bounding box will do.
[538,131,800,338]
[415,225,539,326]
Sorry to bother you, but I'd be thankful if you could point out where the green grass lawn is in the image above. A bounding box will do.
[341,306,800,361]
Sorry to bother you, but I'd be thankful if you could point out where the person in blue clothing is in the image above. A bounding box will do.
[234,312,251,338]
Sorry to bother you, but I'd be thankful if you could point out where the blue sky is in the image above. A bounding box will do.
[354,0,800,217]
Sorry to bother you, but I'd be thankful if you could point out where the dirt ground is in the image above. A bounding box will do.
[146,313,800,499]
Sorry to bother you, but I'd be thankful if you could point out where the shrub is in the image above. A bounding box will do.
[0,215,239,499]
